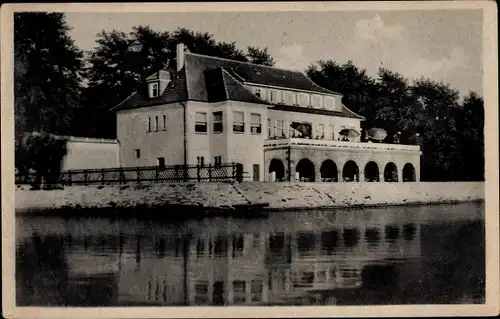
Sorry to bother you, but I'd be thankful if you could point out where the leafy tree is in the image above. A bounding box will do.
[81,27,275,138]
[16,132,68,189]
[411,78,462,181]
[307,58,484,182]
[14,13,84,141]
[247,46,275,66]
[455,92,484,181]
[375,68,422,144]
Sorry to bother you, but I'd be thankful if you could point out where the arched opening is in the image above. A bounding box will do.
[403,163,416,182]
[269,159,285,182]
[342,160,359,182]
[296,158,315,182]
[320,160,338,182]
[364,161,380,182]
[384,162,398,182]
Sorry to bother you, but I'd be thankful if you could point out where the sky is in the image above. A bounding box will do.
[65,9,483,97]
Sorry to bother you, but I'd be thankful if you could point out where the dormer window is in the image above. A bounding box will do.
[254,88,261,98]
[149,82,159,98]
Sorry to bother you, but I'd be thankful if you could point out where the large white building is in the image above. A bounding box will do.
[112,43,421,182]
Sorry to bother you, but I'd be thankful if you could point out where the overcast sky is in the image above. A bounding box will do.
[65,9,483,97]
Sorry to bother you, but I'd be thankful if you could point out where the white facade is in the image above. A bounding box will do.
[63,137,120,170]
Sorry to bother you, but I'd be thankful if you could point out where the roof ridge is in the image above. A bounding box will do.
[183,65,191,99]
[302,74,343,96]
[110,91,138,111]
[220,68,269,105]
[219,67,230,100]
[186,51,307,74]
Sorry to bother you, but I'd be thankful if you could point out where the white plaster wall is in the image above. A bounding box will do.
[225,101,268,181]
[63,139,119,170]
[116,103,185,167]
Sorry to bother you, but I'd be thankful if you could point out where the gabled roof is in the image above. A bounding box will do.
[185,52,342,97]
[111,51,364,120]
[145,68,171,81]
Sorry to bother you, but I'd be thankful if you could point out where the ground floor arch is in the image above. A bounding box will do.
[269,159,285,181]
[384,162,398,182]
[342,160,359,182]
[320,160,338,182]
[402,163,416,182]
[364,161,380,182]
[296,158,315,182]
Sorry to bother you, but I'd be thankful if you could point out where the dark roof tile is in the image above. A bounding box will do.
[111,51,364,120]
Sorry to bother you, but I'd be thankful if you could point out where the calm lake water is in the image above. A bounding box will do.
[16,201,485,306]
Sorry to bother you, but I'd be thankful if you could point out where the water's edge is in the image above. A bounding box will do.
[15,182,485,218]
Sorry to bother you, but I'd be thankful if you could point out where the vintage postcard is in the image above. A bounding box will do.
[1,1,499,318]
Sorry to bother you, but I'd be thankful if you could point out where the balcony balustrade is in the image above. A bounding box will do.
[264,137,421,153]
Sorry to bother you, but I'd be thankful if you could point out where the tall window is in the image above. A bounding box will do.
[195,112,207,133]
[157,157,165,169]
[233,111,245,133]
[251,280,263,302]
[162,115,167,130]
[213,111,223,133]
[329,124,335,140]
[214,156,222,167]
[233,281,246,304]
[268,118,273,138]
[155,116,159,131]
[269,90,279,103]
[276,120,284,137]
[316,124,324,139]
[250,113,262,134]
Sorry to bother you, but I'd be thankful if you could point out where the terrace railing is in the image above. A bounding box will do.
[15,163,244,186]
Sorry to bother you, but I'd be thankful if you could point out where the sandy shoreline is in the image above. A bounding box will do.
[15,182,485,217]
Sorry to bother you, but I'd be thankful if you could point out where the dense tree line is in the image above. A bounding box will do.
[306,62,484,181]
[14,12,484,182]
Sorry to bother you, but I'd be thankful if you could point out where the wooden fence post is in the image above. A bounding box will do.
[208,164,212,182]
[197,165,201,182]
[84,171,88,186]
[101,169,105,185]
[155,167,159,183]
[68,171,72,186]
[183,165,188,182]
[136,167,140,184]
[232,163,236,181]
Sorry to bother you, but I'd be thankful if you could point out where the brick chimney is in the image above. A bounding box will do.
[176,43,185,72]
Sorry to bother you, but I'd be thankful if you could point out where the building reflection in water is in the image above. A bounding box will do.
[16,208,428,306]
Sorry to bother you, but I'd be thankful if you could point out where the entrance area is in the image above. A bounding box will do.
[296,159,315,182]
[364,161,379,182]
[269,159,285,181]
[384,162,398,182]
[342,160,359,182]
[320,160,338,182]
[403,163,416,182]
